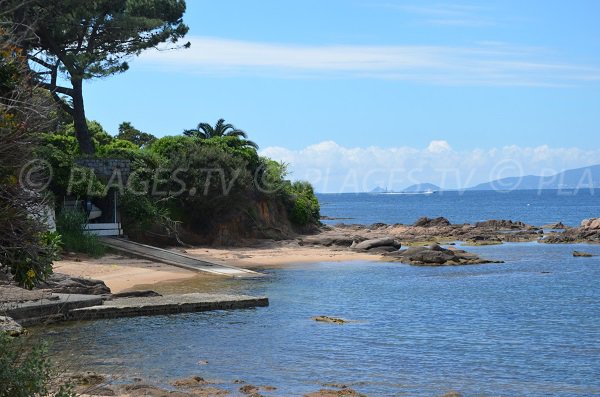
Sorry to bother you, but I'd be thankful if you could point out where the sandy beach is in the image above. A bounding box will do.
[53,254,198,293]
[53,243,385,293]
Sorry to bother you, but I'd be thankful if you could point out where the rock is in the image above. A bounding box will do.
[388,244,502,266]
[397,246,457,264]
[354,238,400,251]
[172,376,209,388]
[109,290,162,299]
[313,316,349,324]
[37,273,111,295]
[121,384,192,397]
[0,316,24,336]
[300,235,364,247]
[475,219,530,230]
[581,218,600,229]
[573,251,595,257]
[79,386,116,396]
[367,246,399,253]
[440,392,463,397]
[69,371,106,386]
[414,217,451,227]
[239,384,260,394]
[304,388,366,397]
[543,222,566,229]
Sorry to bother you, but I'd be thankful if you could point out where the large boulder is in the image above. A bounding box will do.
[414,217,451,227]
[353,238,401,251]
[299,234,364,247]
[37,273,111,295]
[581,218,600,230]
[388,244,502,266]
[397,245,457,264]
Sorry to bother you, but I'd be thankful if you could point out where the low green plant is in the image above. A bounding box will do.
[56,210,106,257]
[0,334,75,397]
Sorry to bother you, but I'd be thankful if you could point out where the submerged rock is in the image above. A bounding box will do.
[305,388,366,397]
[573,251,596,257]
[172,376,210,388]
[313,316,349,324]
[440,392,463,397]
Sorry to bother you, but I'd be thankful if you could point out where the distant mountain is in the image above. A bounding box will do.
[370,186,388,193]
[469,164,600,191]
[403,183,441,193]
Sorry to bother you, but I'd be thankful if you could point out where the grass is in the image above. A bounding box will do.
[56,209,106,257]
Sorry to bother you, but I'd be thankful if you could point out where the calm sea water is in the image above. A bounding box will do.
[41,192,600,396]
[318,190,600,226]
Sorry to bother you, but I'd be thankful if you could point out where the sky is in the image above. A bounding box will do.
[84,0,600,192]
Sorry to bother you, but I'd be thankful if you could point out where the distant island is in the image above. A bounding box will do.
[369,183,440,194]
[402,183,441,193]
[367,164,600,193]
[469,164,600,191]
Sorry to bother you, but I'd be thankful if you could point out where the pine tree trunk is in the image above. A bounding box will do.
[71,77,95,154]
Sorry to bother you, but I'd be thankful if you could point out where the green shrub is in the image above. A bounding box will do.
[287,181,320,226]
[56,210,106,257]
[0,334,75,397]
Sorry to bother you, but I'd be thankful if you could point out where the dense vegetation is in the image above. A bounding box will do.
[40,118,321,246]
[1,0,320,279]
[0,19,61,287]
[5,0,189,154]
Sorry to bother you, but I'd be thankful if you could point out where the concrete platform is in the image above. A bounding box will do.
[1,294,104,326]
[101,237,262,277]
[68,293,269,321]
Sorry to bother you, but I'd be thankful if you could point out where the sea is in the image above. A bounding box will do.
[40,190,600,396]
[317,189,600,227]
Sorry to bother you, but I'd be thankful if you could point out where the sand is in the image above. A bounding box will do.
[53,243,384,293]
[179,243,383,269]
[53,254,197,293]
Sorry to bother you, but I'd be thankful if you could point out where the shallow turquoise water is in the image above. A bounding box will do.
[43,242,600,396]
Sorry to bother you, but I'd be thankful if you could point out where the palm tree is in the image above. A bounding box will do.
[183,118,258,149]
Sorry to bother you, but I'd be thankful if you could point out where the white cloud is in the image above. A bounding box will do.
[139,36,600,87]
[427,140,452,153]
[260,141,600,193]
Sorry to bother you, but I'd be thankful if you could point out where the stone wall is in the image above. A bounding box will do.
[75,158,131,182]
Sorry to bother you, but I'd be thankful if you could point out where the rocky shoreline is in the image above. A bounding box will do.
[306,216,600,248]
[63,372,462,397]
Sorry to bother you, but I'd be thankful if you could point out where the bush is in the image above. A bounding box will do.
[0,334,75,397]
[287,181,320,226]
[56,210,106,257]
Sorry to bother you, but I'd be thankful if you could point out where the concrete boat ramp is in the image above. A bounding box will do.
[2,292,268,327]
[100,237,260,277]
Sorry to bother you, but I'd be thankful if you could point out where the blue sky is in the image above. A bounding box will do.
[84,1,600,191]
